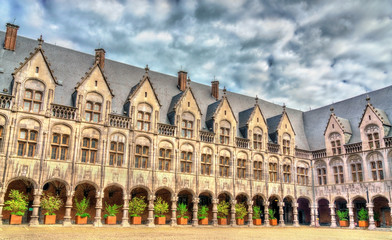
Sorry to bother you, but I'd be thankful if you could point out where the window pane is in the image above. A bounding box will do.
[94,104,100,111]
[30,131,37,141]
[117,155,123,166]
[85,112,91,122]
[110,154,115,166]
[90,151,96,163]
[86,102,92,110]
[111,142,116,151]
[34,92,42,101]
[25,90,32,99]
[62,135,69,145]
[81,150,87,163]
[51,146,58,159]
[83,138,89,148]
[91,139,97,149]
[23,101,31,111]
[93,113,99,122]
[33,103,40,113]
[60,148,67,160]
[27,144,35,157]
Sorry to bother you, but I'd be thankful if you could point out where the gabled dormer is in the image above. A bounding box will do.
[74,56,114,124]
[324,107,352,156]
[167,80,202,139]
[205,88,237,145]
[12,36,59,116]
[359,96,391,150]
[125,66,161,132]
[238,96,268,151]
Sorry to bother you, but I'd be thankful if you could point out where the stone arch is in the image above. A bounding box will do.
[104,183,126,195]
[154,186,174,196]
[297,195,312,205]
[73,181,98,224]
[217,191,233,201]
[317,198,331,226]
[372,195,390,227]
[283,195,294,224]
[42,178,70,192]
[252,193,267,202]
[86,91,104,103]
[5,176,38,190]
[198,191,213,223]
[42,179,69,223]
[74,180,99,192]
[18,116,42,128]
[81,126,102,136]
[103,184,124,224]
[371,194,389,203]
[268,194,282,202]
[177,188,196,198]
[129,185,152,196]
[297,197,311,225]
[199,190,215,199]
[155,187,173,224]
[350,195,367,204]
[284,195,295,202]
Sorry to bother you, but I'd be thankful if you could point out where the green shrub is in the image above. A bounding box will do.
[103,203,122,218]
[235,203,247,220]
[268,208,276,220]
[198,205,209,220]
[252,206,261,219]
[154,197,169,218]
[217,200,230,219]
[358,208,368,221]
[40,193,63,215]
[128,196,147,217]
[336,210,348,221]
[4,190,28,216]
[177,203,189,219]
[75,197,91,218]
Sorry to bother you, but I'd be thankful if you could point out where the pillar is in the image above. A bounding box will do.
[29,189,42,226]
[212,198,218,226]
[121,195,130,227]
[367,203,376,230]
[329,204,337,228]
[230,200,236,226]
[93,191,103,227]
[278,202,285,227]
[293,202,299,227]
[192,197,199,227]
[348,204,355,229]
[63,191,74,226]
[0,189,5,226]
[310,205,316,227]
[264,201,270,227]
[147,194,155,227]
[247,200,253,227]
[170,195,178,226]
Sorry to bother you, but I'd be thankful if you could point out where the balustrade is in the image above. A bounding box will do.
[109,114,131,129]
[158,123,176,136]
[0,93,12,109]
[200,130,214,143]
[51,104,76,120]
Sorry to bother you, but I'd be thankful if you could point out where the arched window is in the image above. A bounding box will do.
[181,112,194,138]
[253,127,262,150]
[349,156,363,182]
[368,153,384,180]
[110,141,125,167]
[316,161,327,185]
[283,162,291,183]
[219,120,230,145]
[159,148,171,171]
[253,155,263,180]
[81,137,98,163]
[23,89,42,113]
[269,157,278,182]
[136,103,152,131]
[18,129,38,157]
[237,155,247,179]
[219,155,230,177]
[282,133,290,155]
[365,125,380,149]
[330,159,344,184]
[297,164,309,185]
[201,148,212,175]
[85,101,101,122]
[180,151,192,173]
[329,133,342,155]
[51,133,69,160]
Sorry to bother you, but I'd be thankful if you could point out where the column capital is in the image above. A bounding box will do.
[212,198,219,204]
[148,194,156,201]
[230,200,237,205]
[366,202,374,208]
[192,197,200,204]
[33,189,43,196]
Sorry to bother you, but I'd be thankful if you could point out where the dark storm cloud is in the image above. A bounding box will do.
[1,0,392,110]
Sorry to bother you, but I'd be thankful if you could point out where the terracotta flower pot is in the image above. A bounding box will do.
[105,216,116,224]
[44,215,56,225]
[358,220,368,227]
[269,219,278,226]
[236,218,244,225]
[131,216,142,225]
[177,217,188,225]
[218,218,227,225]
[339,220,348,227]
[10,215,22,225]
[155,216,166,225]
[199,218,208,225]
[75,216,88,224]
[253,219,262,225]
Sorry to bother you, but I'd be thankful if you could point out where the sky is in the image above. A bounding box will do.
[1,0,392,111]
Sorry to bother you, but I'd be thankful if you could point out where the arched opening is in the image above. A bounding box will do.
[218,192,232,224]
[352,197,367,224]
[41,180,68,224]
[283,197,293,225]
[177,189,194,225]
[318,198,330,226]
[373,196,390,228]
[130,187,149,224]
[73,183,97,224]
[334,197,347,227]
[252,195,264,224]
[199,192,213,224]
[3,179,35,224]
[297,197,311,225]
[268,196,280,225]
[155,188,172,224]
[235,194,248,224]
[103,185,123,224]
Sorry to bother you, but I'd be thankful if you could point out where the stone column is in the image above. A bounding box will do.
[212,198,218,226]
[0,189,6,226]
[63,190,74,226]
[192,197,199,227]
[329,204,337,228]
[247,201,253,227]
[147,194,155,227]
[264,201,270,226]
[93,191,103,227]
[278,202,285,227]
[293,202,299,227]
[121,195,130,227]
[170,195,178,226]
[29,189,42,226]
[367,203,375,230]
[348,204,355,229]
[230,200,237,226]
[310,205,316,227]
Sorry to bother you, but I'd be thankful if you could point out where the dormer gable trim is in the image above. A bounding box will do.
[246,104,267,127]
[358,103,391,128]
[323,113,350,136]
[276,111,296,136]
[212,96,237,123]
[171,87,202,116]
[75,62,114,97]
[127,73,161,107]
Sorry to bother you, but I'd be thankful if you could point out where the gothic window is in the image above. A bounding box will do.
[201,153,212,175]
[134,145,148,168]
[297,166,309,185]
[253,127,262,150]
[349,157,363,182]
[159,148,171,171]
[365,125,380,149]
[219,120,230,145]
[269,162,278,182]
[237,158,246,179]
[181,112,194,138]
[283,134,290,155]
[253,155,263,180]
[317,167,327,185]
[329,133,342,155]
[330,159,344,184]
[109,141,125,167]
[51,133,69,160]
[283,164,291,183]
[81,137,98,163]
[23,89,42,113]
[85,101,101,123]
[136,103,152,131]
[18,129,38,157]
[368,153,384,181]
[219,156,230,177]
[180,151,192,173]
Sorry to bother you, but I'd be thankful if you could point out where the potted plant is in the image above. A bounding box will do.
[198,205,209,225]
[40,193,63,224]
[374,212,380,227]
[75,197,90,224]
[4,190,28,225]
[336,209,349,227]
[252,206,262,225]
[104,203,122,224]
[177,203,189,225]
[268,208,277,226]
[154,197,169,224]
[235,203,247,225]
[217,200,230,225]
[129,196,147,225]
[358,208,369,227]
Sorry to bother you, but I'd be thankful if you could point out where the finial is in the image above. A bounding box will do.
[330,106,334,113]
[366,95,371,103]
[187,76,191,87]
[145,64,149,73]
[223,86,227,98]
[255,95,259,105]
[37,35,44,48]
[282,103,286,112]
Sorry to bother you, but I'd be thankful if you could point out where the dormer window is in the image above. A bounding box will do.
[136,103,152,131]
[219,120,231,145]
[24,89,42,113]
[365,125,380,149]
[181,112,194,138]
[35,67,39,73]
[282,133,290,155]
[253,127,262,150]
[85,101,101,123]
[329,133,342,155]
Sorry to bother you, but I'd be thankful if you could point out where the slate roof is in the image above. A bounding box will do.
[267,114,283,143]
[335,116,352,134]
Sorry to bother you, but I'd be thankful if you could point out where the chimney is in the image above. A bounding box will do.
[211,80,219,100]
[178,71,187,91]
[95,48,106,70]
[4,23,19,51]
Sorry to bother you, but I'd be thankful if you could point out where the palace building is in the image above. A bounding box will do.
[0,22,391,228]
